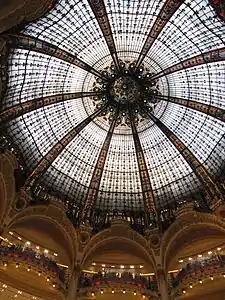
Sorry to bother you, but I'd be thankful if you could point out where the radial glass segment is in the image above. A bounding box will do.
[1,0,225,218]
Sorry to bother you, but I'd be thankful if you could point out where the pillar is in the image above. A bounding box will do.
[157,268,170,300]
[67,265,81,300]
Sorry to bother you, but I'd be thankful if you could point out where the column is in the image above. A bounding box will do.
[67,266,80,300]
[157,269,170,300]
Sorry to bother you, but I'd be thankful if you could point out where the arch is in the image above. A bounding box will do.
[81,226,156,272]
[161,212,225,271]
[0,151,17,227]
[6,205,77,269]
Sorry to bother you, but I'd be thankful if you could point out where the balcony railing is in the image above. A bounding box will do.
[0,245,66,293]
[171,255,225,295]
[79,271,157,292]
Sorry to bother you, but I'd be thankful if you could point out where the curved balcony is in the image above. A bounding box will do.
[171,255,225,296]
[78,272,158,298]
[0,245,67,297]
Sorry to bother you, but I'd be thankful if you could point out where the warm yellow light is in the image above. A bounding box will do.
[27,267,31,272]
[9,232,13,235]
[130,265,134,269]
[142,295,146,299]
[14,295,18,298]
[198,254,202,258]
[189,284,193,289]
[91,292,95,297]
[92,263,96,266]
[36,246,40,250]
[16,263,19,268]
[182,290,186,294]
[112,289,115,294]
[222,273,225,278]
[47,277,50,282]
[52,284,56,288]
[123,290,126,294]
[26,241,31,245]
[179,260,183,263]
[44,249,49,254]
[188,257,192,261]
[38,271,41,276]
[120,265,124,269]
[54,253,58,257]
[3,285,7,288]
[217,248,221,251]
[100,290,103,294]
[4,263,7,267]
[18,237,22,240]
[199,279,203,284]
[140,265,143,268]
[111,265,115,268]
[133,291,137,296]
[18,291,22,294]
[101,264,105,267]
[210,275,214,280]
[208,251,212,255]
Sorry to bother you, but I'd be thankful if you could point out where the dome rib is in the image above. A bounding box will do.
[0,91,100,123]
[152,47,225,80]
[153,94,225,122]
[135,0,184,70]
[88,0,120,72]
[81,105,120,222]
[25,103,107,187]
[129,106,157,225]
[141,105,223,205]
[7,34,107,80]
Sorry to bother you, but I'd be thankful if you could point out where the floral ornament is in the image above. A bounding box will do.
[91,60,161,127]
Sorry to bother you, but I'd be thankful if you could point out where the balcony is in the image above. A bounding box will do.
[0,244,67,298]
[78,271,158,299]
[171,255,225,297]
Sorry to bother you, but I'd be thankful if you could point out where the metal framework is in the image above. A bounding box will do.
[6,34,107,80]
[0,92,100,123]
[135,0,184,70]
[152,48,225,80]
[142,106,223,204]
[129,107,157,224]
[81,106,120,221]
[25,104,107,187]
[88,0,120,72]
[154,95,225,123]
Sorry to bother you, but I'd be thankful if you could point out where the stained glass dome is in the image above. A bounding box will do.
[1,0,225,229]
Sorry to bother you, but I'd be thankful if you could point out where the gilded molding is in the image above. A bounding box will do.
[6,204,77,268]
[81,224,156,270]
[161,212,225,271]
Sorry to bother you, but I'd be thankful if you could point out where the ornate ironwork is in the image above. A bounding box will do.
[5,34,106,80]
[135,0,184,70]
[0,92,100,123]
[25,104,107,187]
[154,95,225,122]
[88,0,120,72]
[152,48,225,80]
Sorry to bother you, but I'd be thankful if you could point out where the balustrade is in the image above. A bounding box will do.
[172,255,225,288]
[0,244,66,290]
[79,271,157,292]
